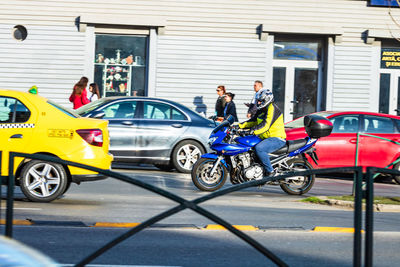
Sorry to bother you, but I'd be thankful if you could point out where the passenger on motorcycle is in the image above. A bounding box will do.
[238,90,286,177]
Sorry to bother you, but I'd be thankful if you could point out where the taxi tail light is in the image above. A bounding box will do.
[76,129,103,147]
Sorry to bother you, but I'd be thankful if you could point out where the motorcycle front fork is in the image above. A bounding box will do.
[209,156,223,176]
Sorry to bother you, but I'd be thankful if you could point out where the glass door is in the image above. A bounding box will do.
[272,39,323,122]
[379,70,400,115]
[273,61,321,122]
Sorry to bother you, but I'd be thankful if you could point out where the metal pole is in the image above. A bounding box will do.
[352,134,361,196]
[365,168,374,267]
[353,167,362,267]
[5,153,15,237]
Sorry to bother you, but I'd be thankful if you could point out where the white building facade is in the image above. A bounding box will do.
[1,0,400,122]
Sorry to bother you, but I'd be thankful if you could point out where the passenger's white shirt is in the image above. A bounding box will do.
[89,93,98,102]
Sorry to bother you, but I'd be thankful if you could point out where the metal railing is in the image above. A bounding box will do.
[0,151,391,267]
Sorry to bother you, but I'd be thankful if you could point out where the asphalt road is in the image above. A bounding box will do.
[8,226,400,267]
[2,167,400,231]
[1,167,400,266]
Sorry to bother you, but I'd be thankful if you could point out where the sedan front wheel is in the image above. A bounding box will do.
[172,140,205,173]
[20,160,68,202]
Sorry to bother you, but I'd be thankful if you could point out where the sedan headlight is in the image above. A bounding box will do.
[208,136,218,145]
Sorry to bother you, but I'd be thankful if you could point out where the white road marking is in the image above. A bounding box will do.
[14,208,42,210]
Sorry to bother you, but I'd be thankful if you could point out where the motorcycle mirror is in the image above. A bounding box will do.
[226,115,235,125]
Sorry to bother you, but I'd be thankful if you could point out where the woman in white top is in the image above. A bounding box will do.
[88,83,101,102]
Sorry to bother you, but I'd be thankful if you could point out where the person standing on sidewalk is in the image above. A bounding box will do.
[69,76,90,109]
[246,80,266,118]
[215,85,226,121]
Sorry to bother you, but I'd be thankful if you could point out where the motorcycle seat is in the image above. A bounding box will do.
[272,138,308,155]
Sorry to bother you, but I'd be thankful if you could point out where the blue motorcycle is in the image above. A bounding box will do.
[191,114,333,195]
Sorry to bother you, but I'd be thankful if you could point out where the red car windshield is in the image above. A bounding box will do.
[285,111,332,128]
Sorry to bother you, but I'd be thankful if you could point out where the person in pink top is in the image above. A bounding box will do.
[69,76,90,109]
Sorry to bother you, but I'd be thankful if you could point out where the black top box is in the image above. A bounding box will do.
[304,114,333,138]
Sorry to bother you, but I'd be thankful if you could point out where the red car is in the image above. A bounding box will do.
[285,111,400,182]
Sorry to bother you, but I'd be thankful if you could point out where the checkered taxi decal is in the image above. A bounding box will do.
[0,123,35,129]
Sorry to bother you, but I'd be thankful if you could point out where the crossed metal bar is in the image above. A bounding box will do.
[0,151,384,266]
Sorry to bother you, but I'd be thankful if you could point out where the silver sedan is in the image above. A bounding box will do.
[76,97,215,173]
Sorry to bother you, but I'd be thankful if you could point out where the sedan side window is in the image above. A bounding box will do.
[143,102,187,120]
[363,115,395,134]
[101,101,137,119]
[0,97,30,123]
[331,115,359,133]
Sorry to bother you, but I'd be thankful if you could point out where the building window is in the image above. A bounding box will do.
[94,34,148,97]
[274,41,322,61]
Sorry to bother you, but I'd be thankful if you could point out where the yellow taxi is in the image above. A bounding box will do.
[0,89,113,202]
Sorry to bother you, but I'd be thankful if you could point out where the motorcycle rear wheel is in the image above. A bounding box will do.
[191,158,228,191]
[279,159,315,195]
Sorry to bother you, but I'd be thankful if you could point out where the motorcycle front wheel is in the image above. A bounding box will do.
[191,158,228,191]
[279,159,315,195]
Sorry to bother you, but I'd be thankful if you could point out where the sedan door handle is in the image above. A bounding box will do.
[121,121,134,126]
[171,123,183,128]
[349,138,357,144]
[10,134,23,139]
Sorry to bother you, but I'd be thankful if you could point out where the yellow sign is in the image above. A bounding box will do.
[47,129,73,138]
[381,49,400,69]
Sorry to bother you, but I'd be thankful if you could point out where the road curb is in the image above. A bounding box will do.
[1,220,370,233]
[317,196,400,212]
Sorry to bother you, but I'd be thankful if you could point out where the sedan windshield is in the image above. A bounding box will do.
[285,111,333,128]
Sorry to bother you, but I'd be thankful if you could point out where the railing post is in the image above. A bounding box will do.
[353,167,362,267]
[5,152,15,238]
[365,168,374,267]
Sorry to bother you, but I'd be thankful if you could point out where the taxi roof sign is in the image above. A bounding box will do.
[29,86,38,95]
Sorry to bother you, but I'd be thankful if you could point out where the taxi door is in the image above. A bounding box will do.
[0,96,35,176]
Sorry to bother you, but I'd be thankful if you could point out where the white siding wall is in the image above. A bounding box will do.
[0,23,86,107]
[331,46,375,110]
[1,0,400,115]
[156,36,266,120]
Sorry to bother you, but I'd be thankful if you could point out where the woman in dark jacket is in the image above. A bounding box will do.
[223,92,238,122]
[215,85,226,121]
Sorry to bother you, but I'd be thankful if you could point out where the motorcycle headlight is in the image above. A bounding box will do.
[208,136,218,145]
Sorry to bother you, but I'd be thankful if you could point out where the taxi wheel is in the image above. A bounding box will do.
[20,160,68,202]
[172,140,205,173]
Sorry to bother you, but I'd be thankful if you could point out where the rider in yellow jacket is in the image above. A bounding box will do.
[239,90,286,176]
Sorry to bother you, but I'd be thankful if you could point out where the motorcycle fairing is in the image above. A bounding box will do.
[288,138,317,157]
[234,135,262,147]
[211,143,251,155]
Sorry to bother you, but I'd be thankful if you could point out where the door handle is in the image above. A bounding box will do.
[291,100,299,104]
[10,134,23,139]
[121,121,134,126]
[171,123,183,128]
[349,138,357,144]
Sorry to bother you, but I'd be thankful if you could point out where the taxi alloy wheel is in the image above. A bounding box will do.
[172,140,205,173]
[20,160,68,202]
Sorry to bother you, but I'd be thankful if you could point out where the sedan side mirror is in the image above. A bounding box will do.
[91,110,105,119]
